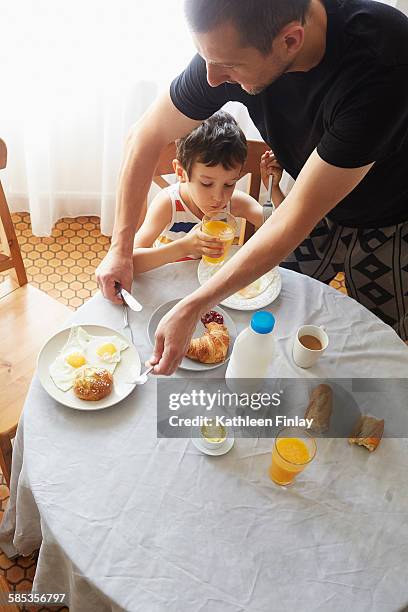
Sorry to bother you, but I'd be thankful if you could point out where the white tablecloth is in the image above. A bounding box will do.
[1,262,408,612]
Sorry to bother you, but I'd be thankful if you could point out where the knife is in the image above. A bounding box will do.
[115,282,143,312]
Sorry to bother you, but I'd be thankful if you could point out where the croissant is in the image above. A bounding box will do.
[186,322,229,364]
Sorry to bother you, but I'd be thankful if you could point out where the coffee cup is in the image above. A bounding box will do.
[292,325,328,368]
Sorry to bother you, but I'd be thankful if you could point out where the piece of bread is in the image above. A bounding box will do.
[238,278,264,299]
[305,384,333,433]
[348,415,384,451]
[186,322,229,364]
[73,366,113,401]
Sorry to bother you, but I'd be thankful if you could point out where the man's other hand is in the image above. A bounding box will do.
[149,299,200,375]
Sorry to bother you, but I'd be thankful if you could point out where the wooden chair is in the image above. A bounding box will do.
[153,139,269,243]
[0,141,27,289]
[0,139,70,488]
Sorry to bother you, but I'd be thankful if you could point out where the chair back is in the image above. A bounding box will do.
[0,139,28,286]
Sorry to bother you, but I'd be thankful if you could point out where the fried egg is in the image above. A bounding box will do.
[49,326,90,391]
[49,326,128,391]
[85,335,128,372]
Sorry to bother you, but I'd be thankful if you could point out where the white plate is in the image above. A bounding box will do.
[191,434,235,456]
[147,299,237,371]
[37,324,141,410]
[197,246,281,311]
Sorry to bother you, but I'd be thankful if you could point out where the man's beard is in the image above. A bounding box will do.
[242,59,294,95]
[243,83,271,95]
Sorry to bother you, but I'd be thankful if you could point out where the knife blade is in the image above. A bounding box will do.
[115,282,143,312]
[120,287,143,312]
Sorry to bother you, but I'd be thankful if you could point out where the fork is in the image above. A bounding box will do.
[262,174,275,224]
[122,303,134,344]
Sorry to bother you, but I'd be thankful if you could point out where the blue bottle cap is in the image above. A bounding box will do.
[250,311,275,334]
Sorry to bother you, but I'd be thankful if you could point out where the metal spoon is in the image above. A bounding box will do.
[124,365,154,385]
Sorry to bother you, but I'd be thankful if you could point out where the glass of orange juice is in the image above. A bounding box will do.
[202,212,237,265]
[269,427,317,486]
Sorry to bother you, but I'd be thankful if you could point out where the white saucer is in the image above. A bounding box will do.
[191,434,235,456]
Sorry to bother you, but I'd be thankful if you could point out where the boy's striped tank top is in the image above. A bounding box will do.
[154,182,230,261]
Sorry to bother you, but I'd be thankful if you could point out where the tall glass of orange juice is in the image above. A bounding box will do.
[269,427,316,486]
[202,212,237,264]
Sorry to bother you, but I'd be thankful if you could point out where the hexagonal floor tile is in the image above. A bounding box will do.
[0,214,110,313]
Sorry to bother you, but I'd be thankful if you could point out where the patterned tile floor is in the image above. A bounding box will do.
[0,212,347,609]
[0,213,111,309]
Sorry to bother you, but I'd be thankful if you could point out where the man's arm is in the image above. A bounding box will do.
[151,150,374,374]
[96,91,201,302]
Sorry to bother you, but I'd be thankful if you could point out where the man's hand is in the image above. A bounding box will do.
[149,298,201,374]
[96,248,134,304]
[181,224,224,259]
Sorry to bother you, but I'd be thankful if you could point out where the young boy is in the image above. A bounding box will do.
[132,111,284,273]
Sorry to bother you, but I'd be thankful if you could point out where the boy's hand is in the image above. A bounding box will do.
[182,224,224,259]
[260,150,283,190]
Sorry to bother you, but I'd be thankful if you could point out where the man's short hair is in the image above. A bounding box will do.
[185,0,311,54]
[176,110,247,178]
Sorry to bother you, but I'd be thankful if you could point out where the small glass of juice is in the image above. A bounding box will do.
[202,212,237,265]
[269,427,316,486]
[200,419,227,450]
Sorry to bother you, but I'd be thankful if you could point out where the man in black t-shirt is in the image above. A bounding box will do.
[97,0,408,374]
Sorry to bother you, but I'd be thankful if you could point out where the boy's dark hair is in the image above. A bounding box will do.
[184,0,311,55]
[176,110,247,178]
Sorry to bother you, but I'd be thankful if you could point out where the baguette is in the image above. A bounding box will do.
[304,384,333,433]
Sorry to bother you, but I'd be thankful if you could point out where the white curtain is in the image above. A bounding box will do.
[0,0,197,236]
[0,0,405,236]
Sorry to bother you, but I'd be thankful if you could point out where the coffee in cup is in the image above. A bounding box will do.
[299,335,322,351]
[293,325,328,368]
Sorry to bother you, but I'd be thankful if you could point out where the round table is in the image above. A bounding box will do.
[1,261,408,612]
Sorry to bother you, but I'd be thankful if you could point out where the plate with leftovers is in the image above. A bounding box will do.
[197,246,281,311]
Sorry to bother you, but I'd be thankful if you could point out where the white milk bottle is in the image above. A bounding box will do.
[225,311,276,395]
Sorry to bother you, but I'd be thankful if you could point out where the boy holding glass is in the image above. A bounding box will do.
[132,110,284,273]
